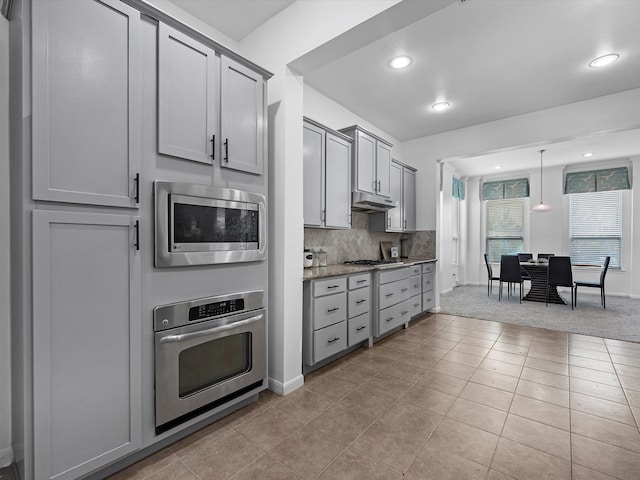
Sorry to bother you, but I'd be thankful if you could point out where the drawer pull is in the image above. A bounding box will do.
[385,293,394,297]
[356,279,367,284]
[356,326,366,332]
[327,337,340,344]
[356,299,367,305]
[413,303,420,308]
[401,310,409,316]
[385,316,394,323]
[327,307,340,313]
[327,285,341,289]
[401,288,409,292]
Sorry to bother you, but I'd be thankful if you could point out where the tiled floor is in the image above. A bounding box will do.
[109,313,640,480]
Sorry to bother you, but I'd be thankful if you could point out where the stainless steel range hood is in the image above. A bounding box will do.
[351,191,398,212]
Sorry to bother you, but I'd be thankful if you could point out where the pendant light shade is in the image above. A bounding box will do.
[531,149,551,212]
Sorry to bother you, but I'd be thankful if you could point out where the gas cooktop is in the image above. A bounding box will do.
[344,259,401,266]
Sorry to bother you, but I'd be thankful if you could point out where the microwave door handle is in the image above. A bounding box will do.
[159,313,263,344]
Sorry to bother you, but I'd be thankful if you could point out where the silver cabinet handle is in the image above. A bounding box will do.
[385,293,394,297]
[373,180,378,192]
[327,337,340,344]
[401,311,409,316]
[356,326,366,331]
[327,285,341,289]
[356,279,367,284]
[378,180,381,191]
[327,307,340,313]
[356,299,366,304]
[385,316,394,323]
[401,288,409,292]
[159,314,263,343]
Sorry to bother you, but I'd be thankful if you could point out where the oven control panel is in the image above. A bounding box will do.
[189,299,245,322]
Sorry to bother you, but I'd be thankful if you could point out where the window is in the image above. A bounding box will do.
[485,198,524,262]
[569,191,621,268]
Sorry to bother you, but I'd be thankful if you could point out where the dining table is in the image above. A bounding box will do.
[520,261,566,304]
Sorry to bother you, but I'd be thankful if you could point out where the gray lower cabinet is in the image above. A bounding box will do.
[375,267,412,337]
[32,211,141,480]
[304,273,371,366]
[32,0,141,208]
[410,265,422,317]
[422,262,436,312]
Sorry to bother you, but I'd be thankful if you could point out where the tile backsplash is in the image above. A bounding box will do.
[304,212,436,264]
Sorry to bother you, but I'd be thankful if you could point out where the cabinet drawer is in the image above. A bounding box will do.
[378,299,412,336]
[379,278,411,310]
[410,265,421,276]
[348,313,370,347]
[410,295,422,317]
[313,277,347,297]
[422,262,436,274]
[410,275,421,295]
[378,267,410,284]
[422,273,435,292]
[348,273,370,289]
[313,292,347,329]
[348,288,370,319]
[314,322,347,363]
[423,292,435,311]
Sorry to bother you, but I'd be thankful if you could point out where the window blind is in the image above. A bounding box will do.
[569,191,621,268]
[485,199,525,262]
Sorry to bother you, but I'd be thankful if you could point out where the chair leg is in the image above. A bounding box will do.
[602,287,606,309]
[546,286,549,307]
[519,282,522,304]
[571,287,574,310]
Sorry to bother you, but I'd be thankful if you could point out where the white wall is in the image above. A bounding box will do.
[1,14,13,468]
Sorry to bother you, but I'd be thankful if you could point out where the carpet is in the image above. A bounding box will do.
[439,285,640,343]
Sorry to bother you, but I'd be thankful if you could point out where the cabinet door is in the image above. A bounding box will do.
[387,162,403,232]
[32,0,141,208]
[376,141,392,197]
[32,210,141,480]
[303,121,325,227]
[324,132,352,228]
[354,130,376,194]
[403,168,417,231]
[220,56,265,175]
[158,23,218,164]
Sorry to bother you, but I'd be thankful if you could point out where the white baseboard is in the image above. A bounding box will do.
[0,446,13,468]
[268,374,304,396]
[441,287,453,295]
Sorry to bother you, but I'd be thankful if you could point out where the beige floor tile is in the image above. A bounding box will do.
[392,351,440,370]
[309,401,376,444]
[569,365,621,387]
[378,399,443,439]
[624,388,640,407]
[488,469,517,480]
[528,341,568,357]
[363,373,415,398]
[181,430,265,480]
[520,366,569,390]
[571,410,640,453]
[572,434,640,480]
[571,463,620,480]
[401,383,457,415]
[523,355,569,375]
[233,407,303,451]
[618,374,640,391]
[501,414,571,460]
[486,349,526,366]
[570,391,636,425]
[431,359,477,380]
[570,339,608,352]
[452,342,491,357]
[491,437,571,480]
[339,383,396,417]
[569,355,616,373]
[330,363,377,385]
[570,334,606,346]
[610,353,640,368]
[405,443,489,480]
[459,381,514,411]
[514,379,569,408]
[615,363,640,379]
[424,337,458,350]
[303,374,359,401]
[509,394,570,431]
[314,447,404,480]
[606,345,640,358]
[491,341,529,355]
[425,417,499,466]
[418,371,468,396]
[108,448,179,480]
[479,358,523,378]
[419,344,452,360]
[273,388,334,424]
[527,349,569,365]
[460,335,498,348]
[268,424,350,478]
[604,338,640,351]
[169,421,230,458]
[442,349,485,367]
[141,461,198,480]
[570,377,628,404]
[470,369,519,393]
[352,421,423,472]
[446,397,507,434]
[229,454,301,480]
[378,358,430,383]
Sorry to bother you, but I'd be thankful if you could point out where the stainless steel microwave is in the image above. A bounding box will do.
[154,181,266,267]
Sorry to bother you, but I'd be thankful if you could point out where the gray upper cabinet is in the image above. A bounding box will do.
[303,118,352,229]
[32,0,141,208]
[340,126,393,198]
[158,23,218,164]
[369,160,417,233]
[32,210,141,480]
[403,167,417,231]
[387,162,403,231]
[220,56,266,175]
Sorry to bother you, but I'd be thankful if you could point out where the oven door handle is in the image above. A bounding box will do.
[158,314,264,343]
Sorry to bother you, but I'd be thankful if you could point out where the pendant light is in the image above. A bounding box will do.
[531,149,551,212]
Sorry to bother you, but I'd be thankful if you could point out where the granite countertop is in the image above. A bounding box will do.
[303,257,437,281]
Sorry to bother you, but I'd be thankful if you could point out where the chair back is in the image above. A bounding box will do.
[538,253,554,259]
[484,253,494,277]
[547,256,573,287]
[600,256,611,284]
[517,253,533,262]
[500,255,522,283]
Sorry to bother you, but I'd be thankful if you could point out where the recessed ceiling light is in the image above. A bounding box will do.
[589,53,619,68]
[389,55,412,69]
[494,165,503,170]
[432,101,450,111]
[583,152,594,158]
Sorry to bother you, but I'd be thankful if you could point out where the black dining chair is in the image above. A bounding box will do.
[547,256,574,309]
[538,253,554,260]
[484,254,500,296]
[517,253,533,283]
[574,256,611,309]
[499,255,523,303]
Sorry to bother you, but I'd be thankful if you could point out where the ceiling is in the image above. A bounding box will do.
[167,0,640,176]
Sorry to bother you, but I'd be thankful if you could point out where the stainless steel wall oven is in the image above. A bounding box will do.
[153,290,266,433]
[154,181,267,267]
